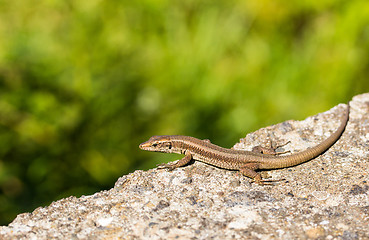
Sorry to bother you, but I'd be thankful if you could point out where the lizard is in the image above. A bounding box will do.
[139,105,349,184]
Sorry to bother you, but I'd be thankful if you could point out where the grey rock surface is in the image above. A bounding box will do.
[1,93,369,239]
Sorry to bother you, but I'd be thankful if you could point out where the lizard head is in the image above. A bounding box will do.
[139,135,174,153]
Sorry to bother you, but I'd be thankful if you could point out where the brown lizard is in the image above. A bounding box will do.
[139,105,349,184]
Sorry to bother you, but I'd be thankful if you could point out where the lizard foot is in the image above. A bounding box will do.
[157,163,177,171]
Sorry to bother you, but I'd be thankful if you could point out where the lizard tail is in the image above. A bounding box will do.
[273,104,349,169]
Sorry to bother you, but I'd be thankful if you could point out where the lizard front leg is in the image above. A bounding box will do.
[157,151,192,171]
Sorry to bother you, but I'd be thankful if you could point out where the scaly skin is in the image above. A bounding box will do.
[139,105,349,184]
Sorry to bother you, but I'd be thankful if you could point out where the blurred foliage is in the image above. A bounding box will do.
[0,0,368,225]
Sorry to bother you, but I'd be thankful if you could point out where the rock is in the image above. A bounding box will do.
[1,93,369,239]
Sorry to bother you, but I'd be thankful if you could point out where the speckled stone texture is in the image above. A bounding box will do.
[1,93,369,239]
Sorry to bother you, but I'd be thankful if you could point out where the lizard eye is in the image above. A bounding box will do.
[152,143,158,147]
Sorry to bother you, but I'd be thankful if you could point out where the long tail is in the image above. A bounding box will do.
[272,104,349,169]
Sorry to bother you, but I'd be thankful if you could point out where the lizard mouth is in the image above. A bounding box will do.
[139,142,148,150]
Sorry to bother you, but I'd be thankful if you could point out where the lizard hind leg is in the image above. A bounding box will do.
[239,163,263,184]
[252,140,291,155]
[239,163,285,185]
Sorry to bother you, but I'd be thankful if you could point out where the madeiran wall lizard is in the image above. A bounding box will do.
[139,105,349,184]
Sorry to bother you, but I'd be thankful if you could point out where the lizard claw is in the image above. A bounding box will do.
[251,178,286,185]
[157,163,176,171]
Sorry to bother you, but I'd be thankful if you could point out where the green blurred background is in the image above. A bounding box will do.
[0,0,368,225]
